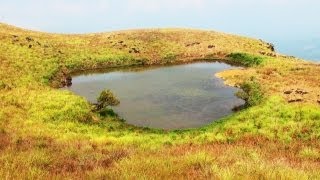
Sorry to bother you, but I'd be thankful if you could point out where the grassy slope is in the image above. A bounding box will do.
[0,23,320,179]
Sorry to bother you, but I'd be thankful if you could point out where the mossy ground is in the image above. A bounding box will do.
[0,23,320,179]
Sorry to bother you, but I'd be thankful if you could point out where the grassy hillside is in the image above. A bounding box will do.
[0,22,320,179]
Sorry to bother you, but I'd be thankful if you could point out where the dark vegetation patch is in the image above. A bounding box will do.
[185,42,201,47]
[227,53,266,67]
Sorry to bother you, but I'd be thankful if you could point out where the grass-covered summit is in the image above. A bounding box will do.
[0,23,319,179]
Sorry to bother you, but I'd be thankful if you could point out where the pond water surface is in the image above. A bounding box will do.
[63,62,245,129]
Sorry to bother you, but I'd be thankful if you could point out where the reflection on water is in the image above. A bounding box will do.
[62,62,245,129]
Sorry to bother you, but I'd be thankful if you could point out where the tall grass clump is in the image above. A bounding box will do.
[236,78,264,107]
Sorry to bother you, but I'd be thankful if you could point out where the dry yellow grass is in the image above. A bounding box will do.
[217,57,320,105]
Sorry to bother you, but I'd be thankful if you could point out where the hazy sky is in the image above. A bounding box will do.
[1,0,319,60]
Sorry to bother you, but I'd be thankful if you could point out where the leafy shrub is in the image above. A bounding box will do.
[227,53,265,66]
[97,89,120,110]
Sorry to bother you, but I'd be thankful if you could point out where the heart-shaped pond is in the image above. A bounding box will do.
[62,62,245,129]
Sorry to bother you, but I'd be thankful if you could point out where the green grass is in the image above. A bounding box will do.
[227,52,266,66]
[0,23,319,179]
[236,78,264,106]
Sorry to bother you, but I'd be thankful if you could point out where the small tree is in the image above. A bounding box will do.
[96,89,120,110]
